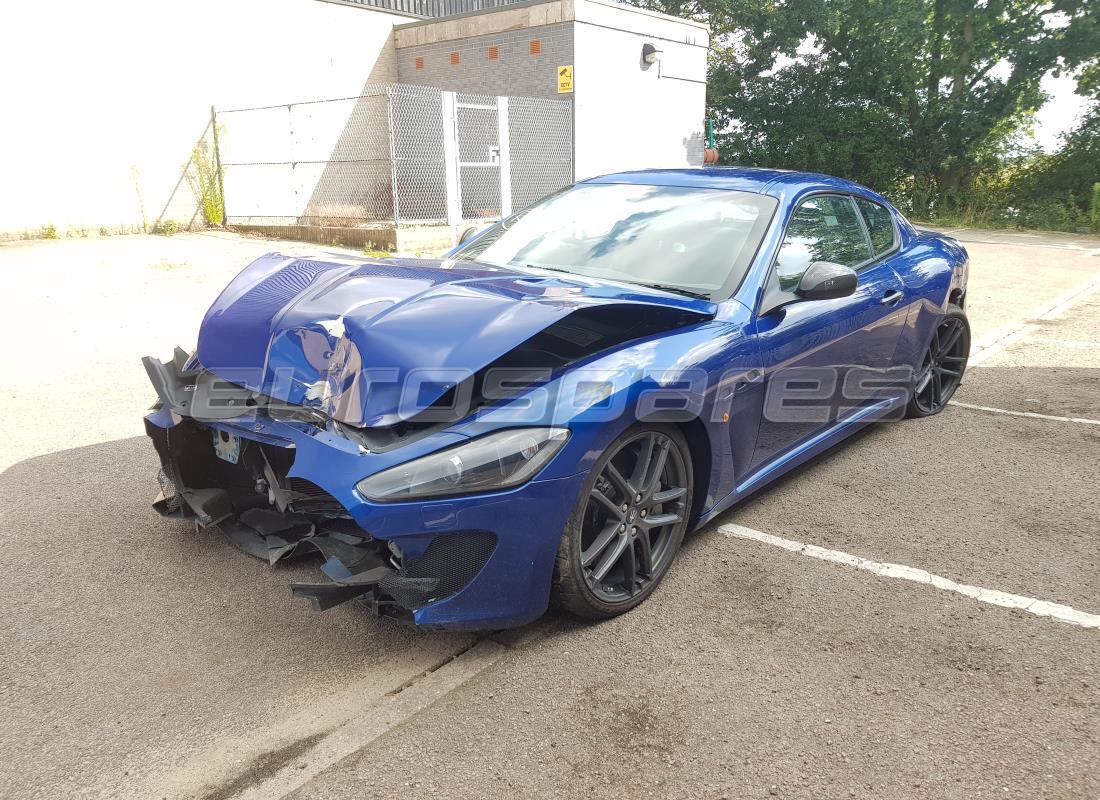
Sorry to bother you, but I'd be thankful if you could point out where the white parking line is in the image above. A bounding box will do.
[1031,336,1100,349]
[720,524,1100,630]
[968,324,1039,366]
[1038,279,1100,321]
[148,640,507,800]
[949,401,1100,426]
[968,274,1100,367]
[236,640,505,800]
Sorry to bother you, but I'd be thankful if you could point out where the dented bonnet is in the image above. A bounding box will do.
[193,253,717,428]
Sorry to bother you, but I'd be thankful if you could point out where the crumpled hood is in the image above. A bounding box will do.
[196,253,716,427]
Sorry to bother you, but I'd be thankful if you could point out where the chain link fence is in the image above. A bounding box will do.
[390,84,449,222]
[216,84,572,230]
[153,118,223,233]
[507,94,573,212]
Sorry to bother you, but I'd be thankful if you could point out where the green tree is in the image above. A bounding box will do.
[989,58,1100,229]
[640,0,1099,217]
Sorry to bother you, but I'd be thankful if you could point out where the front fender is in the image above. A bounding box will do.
[451,306,762,511]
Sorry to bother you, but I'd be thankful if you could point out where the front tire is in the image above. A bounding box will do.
[551,424,693,620]
[905,303,970,418]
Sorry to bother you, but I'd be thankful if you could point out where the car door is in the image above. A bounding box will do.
[749,193,907,469]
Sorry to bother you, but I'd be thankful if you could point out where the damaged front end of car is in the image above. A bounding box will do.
[144,350,498,621]
[142,253,718,629]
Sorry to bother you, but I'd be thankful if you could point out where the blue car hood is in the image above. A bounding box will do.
[195,253,717,427]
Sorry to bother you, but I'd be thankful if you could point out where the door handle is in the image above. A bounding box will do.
[720,369,763,399]
[880,290,903,306]
[735,368,763,393]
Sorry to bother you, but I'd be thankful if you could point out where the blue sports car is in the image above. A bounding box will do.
[144,168,969,630]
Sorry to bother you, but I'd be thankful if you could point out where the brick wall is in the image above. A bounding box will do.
[396,22,574,98]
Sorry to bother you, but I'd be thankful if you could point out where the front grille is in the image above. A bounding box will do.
[287,477,347,515]
[381,531,497,610]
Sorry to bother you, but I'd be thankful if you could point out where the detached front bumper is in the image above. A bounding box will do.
[142,357,584,631]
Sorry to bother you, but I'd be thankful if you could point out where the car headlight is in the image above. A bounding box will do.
[357,428,569,502]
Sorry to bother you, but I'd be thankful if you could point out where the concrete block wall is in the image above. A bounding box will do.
[396,23,574,97]
[394,0,709,184]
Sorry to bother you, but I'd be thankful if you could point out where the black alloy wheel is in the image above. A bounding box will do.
[553,425,693,619]
[907,304,970,417]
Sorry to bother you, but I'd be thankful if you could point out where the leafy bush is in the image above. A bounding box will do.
[1015,196,1090,232]
[188,139,224,227]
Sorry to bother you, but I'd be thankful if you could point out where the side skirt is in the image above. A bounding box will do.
[697,396,904,526]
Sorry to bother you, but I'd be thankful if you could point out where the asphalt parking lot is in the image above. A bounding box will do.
[1,228,1097,799]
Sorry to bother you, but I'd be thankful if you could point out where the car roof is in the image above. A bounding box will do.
[581,167,882,205]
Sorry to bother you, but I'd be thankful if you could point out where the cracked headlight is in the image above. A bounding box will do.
[357,428,569,502]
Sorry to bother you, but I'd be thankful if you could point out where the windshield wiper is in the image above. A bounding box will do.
[514,264,710,300]
[517,263,576,275]
[634,283,711,300]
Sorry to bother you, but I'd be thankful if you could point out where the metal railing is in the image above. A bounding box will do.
[332,0,530,17]
[216,83,572,228]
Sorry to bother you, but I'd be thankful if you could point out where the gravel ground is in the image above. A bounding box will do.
[0,228,1097,799]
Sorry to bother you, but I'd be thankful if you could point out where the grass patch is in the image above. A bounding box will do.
[363,244,392,259]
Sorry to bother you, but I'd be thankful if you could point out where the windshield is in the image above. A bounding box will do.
[451,183,777,300]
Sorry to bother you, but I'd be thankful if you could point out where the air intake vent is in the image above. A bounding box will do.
[287,478,347,515]
[381,531,497,610]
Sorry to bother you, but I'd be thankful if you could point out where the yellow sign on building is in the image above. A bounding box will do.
[557,65,574,94]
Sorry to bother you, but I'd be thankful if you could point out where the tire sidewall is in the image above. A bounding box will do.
[906,304,970,418]
[552,423,694,619]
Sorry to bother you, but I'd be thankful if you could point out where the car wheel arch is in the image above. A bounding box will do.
[587,410,712,530]
[671,416,711,530]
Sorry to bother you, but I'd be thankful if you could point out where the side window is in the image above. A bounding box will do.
[773,195,872,291]
[855,198,897,256]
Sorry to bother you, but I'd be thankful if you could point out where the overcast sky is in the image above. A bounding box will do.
[1034,71,1091,151]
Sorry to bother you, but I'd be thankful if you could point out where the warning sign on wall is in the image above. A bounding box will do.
[557,65,574,94]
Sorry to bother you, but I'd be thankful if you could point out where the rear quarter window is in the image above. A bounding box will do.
[856,198,897,256]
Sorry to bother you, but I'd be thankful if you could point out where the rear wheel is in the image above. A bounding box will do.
[906,304,970,417]
[552,424,693,620]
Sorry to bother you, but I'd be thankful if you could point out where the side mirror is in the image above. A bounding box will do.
[796,261,857,300]
[457,226,480,246]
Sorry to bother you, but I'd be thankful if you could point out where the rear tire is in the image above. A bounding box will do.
[905,303,970,418]
[551,424,693,620]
